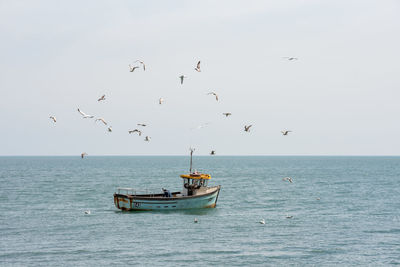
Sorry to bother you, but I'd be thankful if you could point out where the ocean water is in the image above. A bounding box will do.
[0,156,399,266]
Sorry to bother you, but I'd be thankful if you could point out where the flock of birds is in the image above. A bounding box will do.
[47,56,301,218]
[49,58,297,158]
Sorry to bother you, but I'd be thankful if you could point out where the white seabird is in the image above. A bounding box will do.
[97,95,106,101]
[95,118,107,125]
[179,75,187,84]
[134,60,146,71]
[244,125,252,132]
[195,61,201,72]
[283,57,298,61]
[282,177,293,183]
[129,129,142,136]
[129,64,140,72]
[207,92,219,101]
[77,108,94,119]
[281,130,292,136]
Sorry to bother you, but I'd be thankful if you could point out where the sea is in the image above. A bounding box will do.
[0,156,399,266]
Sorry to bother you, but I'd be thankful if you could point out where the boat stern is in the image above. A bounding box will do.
[114,193,133,211]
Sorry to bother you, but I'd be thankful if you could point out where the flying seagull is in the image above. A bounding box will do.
[207,92,218,101]
[283,57,298,61]
[282,177,293,183]
[95,118,107,125]
[144,136,151,142]
[137,123,147,127]
[135,60,146,71]
[179,75,187,85]
[194,61,201,72]
[77,108,94,118]
[81,152,88,159]
[281,130,292,136]
[244,125,252,132]
[159,98,164,105]
[210,150,216,155]
[129,64,140,72]
[129,129,142,136]
[222,113,232,117]
[49,116,56,123]
[108,126,112,132]
[97,95,106,101]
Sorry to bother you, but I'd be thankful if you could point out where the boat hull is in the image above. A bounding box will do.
[114,186,221,211]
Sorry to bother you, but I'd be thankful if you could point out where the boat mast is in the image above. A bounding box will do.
[189,148,195,173]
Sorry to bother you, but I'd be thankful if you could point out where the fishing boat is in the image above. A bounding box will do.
[113,149,221,211]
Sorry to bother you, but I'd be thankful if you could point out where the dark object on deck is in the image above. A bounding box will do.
[162,188,172,198]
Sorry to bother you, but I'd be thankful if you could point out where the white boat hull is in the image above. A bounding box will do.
[114,186,221,211]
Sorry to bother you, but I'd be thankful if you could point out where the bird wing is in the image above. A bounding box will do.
[197,61,201,69]
[78,109,86,116]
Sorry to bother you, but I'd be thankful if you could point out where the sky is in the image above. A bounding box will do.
[1,0,400,156]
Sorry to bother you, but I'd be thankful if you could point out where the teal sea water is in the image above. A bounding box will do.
[0,156,399,266]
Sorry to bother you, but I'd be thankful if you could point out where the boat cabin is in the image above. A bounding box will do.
[180,172,211,196]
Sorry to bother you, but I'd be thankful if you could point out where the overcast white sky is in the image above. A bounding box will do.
[1,0,399,155]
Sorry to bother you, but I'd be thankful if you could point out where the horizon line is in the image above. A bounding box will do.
[1,154,399,157]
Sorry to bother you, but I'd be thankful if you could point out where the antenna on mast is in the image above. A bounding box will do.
[189,147,195,173]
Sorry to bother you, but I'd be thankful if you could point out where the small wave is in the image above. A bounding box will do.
[363,229,400,234]
[199,250,241,255]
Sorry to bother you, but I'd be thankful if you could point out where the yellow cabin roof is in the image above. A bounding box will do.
[180,173,211,180]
